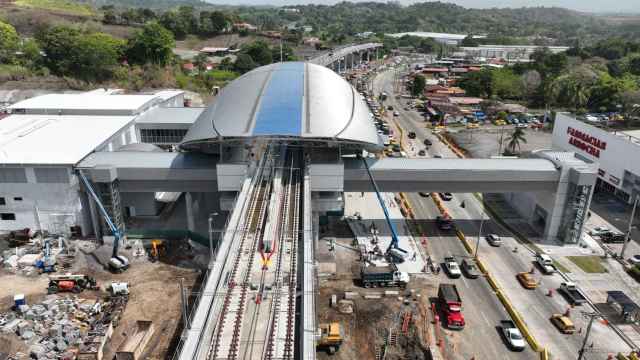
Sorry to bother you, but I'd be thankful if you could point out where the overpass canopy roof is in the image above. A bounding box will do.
[180,62,382,152]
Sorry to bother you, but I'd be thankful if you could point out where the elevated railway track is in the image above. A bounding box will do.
[190,145,303,360]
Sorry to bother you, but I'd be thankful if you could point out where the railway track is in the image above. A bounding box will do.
[206,146,302,360]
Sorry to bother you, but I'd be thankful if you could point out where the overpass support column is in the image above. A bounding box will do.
[185,192,195,233]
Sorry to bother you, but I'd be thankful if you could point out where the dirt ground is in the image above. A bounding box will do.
[449,126,553,159]
[0,239,202,359]
[317,223,436,360]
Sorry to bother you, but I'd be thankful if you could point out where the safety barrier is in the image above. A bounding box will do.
[434,132,466,159]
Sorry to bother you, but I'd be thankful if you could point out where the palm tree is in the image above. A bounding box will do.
[505,128,527,155]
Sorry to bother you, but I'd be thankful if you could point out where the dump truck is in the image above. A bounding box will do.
[500,320,525,351]
[360,264,410,288]
[438,283,465,329]
[48,274,98,294]
[317,322,343,354]
[535,253,557,274]
[558,282,587,305]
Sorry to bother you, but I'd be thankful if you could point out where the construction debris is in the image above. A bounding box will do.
[0,293,128,360]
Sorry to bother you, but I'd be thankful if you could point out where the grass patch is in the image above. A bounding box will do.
[566,256,607,273]
[14,0,94,16]
[553,260,571,273]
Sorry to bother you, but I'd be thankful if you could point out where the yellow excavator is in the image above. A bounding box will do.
[317,322,343,355]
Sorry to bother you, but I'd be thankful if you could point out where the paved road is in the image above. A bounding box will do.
[371,69,537,359]
[371,67,632,359]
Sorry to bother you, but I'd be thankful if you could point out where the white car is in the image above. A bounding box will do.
[444,256,461,278]
[486,234,502,246]
[516,123,528,129]
[588,226,611,236]
[629,255,640,265]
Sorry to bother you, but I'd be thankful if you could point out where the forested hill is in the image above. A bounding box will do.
[85,0,627,44]
[285,2,608,43]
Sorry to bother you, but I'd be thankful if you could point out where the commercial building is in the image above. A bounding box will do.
[386,32,486,45]
[552,113,640,204]
[459,45,570,62]
[0,89,197,235]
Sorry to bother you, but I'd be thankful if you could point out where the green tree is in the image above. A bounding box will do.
[458,69,493,98]
[75,33,124,82]
[506,127,527,155]
[241,41,272,66]
[19,39,42,70]
[0,21,20,64]
[411,74,426,97]
[126,22,175,66]
[491,68,523,99]
[35,25,82,76]
[460,35,479,47]
[160,10,188,39]
[550,65,599,110]
[234,53,257,73]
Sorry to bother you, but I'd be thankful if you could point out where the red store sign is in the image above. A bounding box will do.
[567,127,607,158]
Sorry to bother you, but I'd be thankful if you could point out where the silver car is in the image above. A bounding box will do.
[486,234,502,246]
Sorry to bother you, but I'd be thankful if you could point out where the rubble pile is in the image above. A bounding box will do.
[0,294,128,360]
[1,237,70,276]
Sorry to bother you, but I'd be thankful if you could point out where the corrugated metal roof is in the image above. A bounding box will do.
[77,151,216,169]
[180,62,381,151]
[135,107,204,124]
[0,114,134,165]
[8,93,159,114]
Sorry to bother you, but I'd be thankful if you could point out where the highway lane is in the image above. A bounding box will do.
[407,192,539,359]
[371,66,632,358]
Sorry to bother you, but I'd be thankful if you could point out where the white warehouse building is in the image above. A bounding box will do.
[0,89,201,236]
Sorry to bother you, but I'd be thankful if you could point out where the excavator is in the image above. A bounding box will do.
[317,322,343,355]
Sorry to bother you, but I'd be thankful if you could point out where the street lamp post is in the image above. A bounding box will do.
[620,195,639,259]
[208,212,220,264]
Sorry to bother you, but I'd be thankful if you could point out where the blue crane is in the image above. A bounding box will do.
[77,171,129,272]
[360,156,405,253]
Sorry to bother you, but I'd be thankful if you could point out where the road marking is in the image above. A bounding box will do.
[480,310,491,327]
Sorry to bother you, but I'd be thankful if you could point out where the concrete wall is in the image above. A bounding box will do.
[121,192,160,217]
[0,167,91,236]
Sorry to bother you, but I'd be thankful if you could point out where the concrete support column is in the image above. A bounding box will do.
[186,192,195,233]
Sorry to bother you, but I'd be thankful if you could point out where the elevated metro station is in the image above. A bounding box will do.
[74,61,598,359]
[0,58,596,359]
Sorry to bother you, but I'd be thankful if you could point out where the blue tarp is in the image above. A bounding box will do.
[253,62,304,136]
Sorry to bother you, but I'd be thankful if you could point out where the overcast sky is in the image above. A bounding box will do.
[218,0,639,13]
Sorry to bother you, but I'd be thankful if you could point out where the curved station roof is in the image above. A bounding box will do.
[180,62,382,152]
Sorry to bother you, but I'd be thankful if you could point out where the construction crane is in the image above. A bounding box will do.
[77,171,129,273]
[360,155,405,253]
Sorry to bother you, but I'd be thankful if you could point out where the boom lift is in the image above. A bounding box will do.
[77,171,129,272]
[360,155,406,253]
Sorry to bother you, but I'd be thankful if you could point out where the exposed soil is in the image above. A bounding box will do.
[0,239,202,359]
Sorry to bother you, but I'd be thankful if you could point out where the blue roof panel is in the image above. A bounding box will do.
[253,62,304,136]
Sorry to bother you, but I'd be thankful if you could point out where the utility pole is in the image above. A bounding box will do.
[577,312,602,360]
[620,195,639,259]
